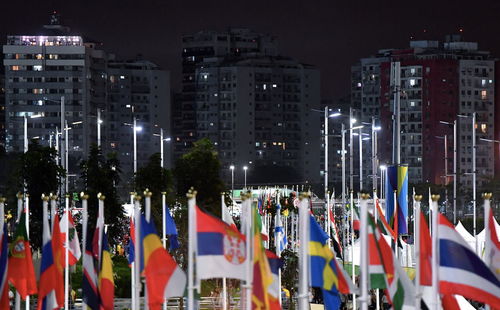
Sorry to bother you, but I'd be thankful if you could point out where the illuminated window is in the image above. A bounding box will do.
[48,54,58,59]
[33,65,42,71]
[33,89,44,94]
[35,54,43,60]
[481,90,488,100]
[481,124,487,133]
[11,66,20,71]
[410,79,416,86]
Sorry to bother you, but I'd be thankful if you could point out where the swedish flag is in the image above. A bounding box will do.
[309,215,341,310]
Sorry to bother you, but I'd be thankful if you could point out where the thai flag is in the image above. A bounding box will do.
[37,200,62,310]
[438,213,500,308]
[195,206,246,281]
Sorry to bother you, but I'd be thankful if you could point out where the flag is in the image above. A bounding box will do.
[141,214,186,309]
[128,216,135,265]
[51,214,65,306]
[0,205,9,309]
[350,203,360,231]
[485,203,500,278]
[367,213,414,310]
[82,231,99,310]
[374,195,396,240]
[275,204,287,255]
[98,231,114,310]
[438,213,500,308]
[59,210,81,265]
[309,215,356,310]
[165,205,179,251]
[38,202,63,310]
[419,209,432,286]
[328,208,342,258]
[8,211,37,299]
[252,206,273,310]
[266,250,283,310]
[221,199,236,228]
[196,206,247,281]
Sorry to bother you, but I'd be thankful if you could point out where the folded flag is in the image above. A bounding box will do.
[328,208,342,258]
[275,204,287,255]
[438,213,500,308]
[128,216,135,265]
[252,205,273,310]
[165,205,179,251]
[59,210,81,265]
[98,231,114,310]
[195,206,246,281]
[8,210,37,300]
[419,208,432,286]
[309,215,356,310]
[37,201,63,310]
[141,214,186,310]
[265,250,283,310]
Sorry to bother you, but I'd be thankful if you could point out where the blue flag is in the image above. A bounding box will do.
[165,205,179,250]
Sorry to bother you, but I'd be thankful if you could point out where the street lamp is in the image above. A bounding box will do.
[230,165,235,201]
[154,129,172,169]
[380,165,387,199]
[458,112,477,253]
[243,166,248,189]
[440,120,457,224]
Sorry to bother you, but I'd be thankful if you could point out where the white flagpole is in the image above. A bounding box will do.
[64,194,70,310]
[350,190,356,310]
[25,194,30,310]
[144,190,152,310]
[242,191,253,310]
[374,191,380,310]
[161,191,167,310]
[133,195,142,310]
[359,193,369,310]
[430,194,440,310]
[130,192,136,310]
[187,189,197,310]
[221,194,227,310]
[15,193,22,310]
[297,192,310,310]
[326,190,331,248]
[414,194,423,309]
[275,193,282,306]
[483,193,492,264]
[80,192,89,310]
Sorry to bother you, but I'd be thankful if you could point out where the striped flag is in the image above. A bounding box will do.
[485,202,500,278]
[265,250,282,310]
[328,208,342,258]
[98,231,114,310]
[82,233,99,310]
[59,210,81,265]
[141,214,186,309]
[438,213,500,308]
[274,204,287,254]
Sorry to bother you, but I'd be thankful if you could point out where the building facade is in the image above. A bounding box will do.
[175,29,321,186]
[352,35,498,190]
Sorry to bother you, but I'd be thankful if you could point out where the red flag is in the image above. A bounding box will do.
[52,214,65,307]
[419,211,432,286]
[7,211,37,299]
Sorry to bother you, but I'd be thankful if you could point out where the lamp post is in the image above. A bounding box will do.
[458,112,476,253]
[97,109,102,148]
[132,118,142,174]
[230,165,235,201]
[439,120,457,224]
[380,165,387,199]
[243,166,248,189]
[435,135,449,216]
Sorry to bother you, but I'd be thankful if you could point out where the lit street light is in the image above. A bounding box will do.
[243,166,248,189]
[230,165,235,202]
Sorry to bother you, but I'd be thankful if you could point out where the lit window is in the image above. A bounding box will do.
[410,101,415,107]
[263,84,267,90]
[410,68,416,74]
[35,54,43,60]
[482,79,486,87]
[33,65,43,71]
[410,79,416,86]
[272,84,277,88]
[481,90,487,100]
[120,75,125,79]
[481,124,487,133]
[11,66,20,71]
[357,82,362,87]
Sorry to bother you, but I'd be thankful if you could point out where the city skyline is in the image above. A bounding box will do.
[2,0,500,99]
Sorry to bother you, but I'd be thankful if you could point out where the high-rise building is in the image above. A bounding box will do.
[3,13,107,175]
[105,59,171,180]
[2,14,172,193]
[352,35,498,190]
[175,28,321,185]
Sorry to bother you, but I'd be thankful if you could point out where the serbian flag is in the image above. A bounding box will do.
[98,231,114,310]
[438,213,500,308]
[196,206,246,281]
[60,210,81,265]
[38,201,63,310]
[266,250,283,310]
[141,214,186,309]
[8,210,37,299]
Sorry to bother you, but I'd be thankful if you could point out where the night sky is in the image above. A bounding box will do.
[2,0,500,100]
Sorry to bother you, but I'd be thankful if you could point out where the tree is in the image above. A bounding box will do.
[7,141,64,250]
[134,153,175,227]
[79,145,125,245]
[174,138,225,215]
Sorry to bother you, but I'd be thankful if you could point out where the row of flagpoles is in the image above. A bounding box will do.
[0,185,498,310]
